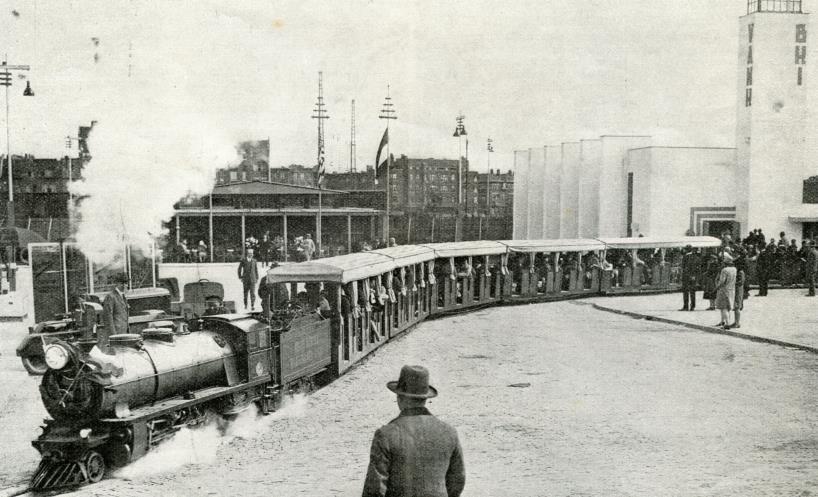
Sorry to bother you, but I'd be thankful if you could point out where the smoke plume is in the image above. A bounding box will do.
[67,4,259,264]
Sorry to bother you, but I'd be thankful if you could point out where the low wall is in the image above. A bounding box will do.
[0,265,36,326]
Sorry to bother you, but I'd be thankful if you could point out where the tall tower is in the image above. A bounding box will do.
[312,72,329,186]
[350,99,357,172]
[736,0,809,238]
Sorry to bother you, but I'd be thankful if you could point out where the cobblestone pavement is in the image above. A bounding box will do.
[592,288,818,350]
[2,299,818,496]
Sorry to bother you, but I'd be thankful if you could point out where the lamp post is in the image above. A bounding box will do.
[65,135,80,229]
[453,114,467,241]
[1,57,33,228]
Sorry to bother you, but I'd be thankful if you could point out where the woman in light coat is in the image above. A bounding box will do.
[714,253,737,328]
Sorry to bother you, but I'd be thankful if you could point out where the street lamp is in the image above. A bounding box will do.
[452,115,467,241]
[65,136,80,227]
[452,114,467,206]
[1,58,33,228]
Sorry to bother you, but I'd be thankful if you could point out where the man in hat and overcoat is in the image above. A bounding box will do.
[101,272,130,353]
[237,248,259,310]
[362,365,465,497]
[679,245,700,311]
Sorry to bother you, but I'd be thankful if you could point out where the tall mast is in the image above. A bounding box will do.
[350,99,357,172]
[311,72,329,256]
[379,86,397,242]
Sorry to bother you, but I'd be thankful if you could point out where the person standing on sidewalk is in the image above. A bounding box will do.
[756,244,775,297]
[806,240,818,296]
[679,245,700,311]
[730,256,746,329]
[714,253,737,329]
[702,253,720,310]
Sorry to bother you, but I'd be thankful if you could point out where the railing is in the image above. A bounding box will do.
[747,0,803,13]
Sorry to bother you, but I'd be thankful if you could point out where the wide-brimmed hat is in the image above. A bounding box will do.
[722,252,734,263]
[387,365,438,398]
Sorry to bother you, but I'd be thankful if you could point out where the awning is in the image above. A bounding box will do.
[788,205,818,222]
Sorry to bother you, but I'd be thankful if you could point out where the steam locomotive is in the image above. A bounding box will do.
[26,304,330,490]
[23,236,721,491]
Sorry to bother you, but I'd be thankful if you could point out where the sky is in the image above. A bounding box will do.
[0,0,749,176]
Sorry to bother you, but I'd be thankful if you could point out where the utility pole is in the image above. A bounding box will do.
[1,57,33,229]
[485,138,494,240]
[350,99,357,173]
[379,86,397,242]
[311,72,329,257]
[452,114,467,241]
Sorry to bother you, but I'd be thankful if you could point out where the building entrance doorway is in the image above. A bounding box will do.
[802,222,818,241]
[703,220,740,239]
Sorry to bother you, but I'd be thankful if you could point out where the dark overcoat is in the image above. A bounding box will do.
[237,257,259,286]
[680,252,700,290]
[807,247,818,275]
[101,289,129,351]
[363,407,465,497]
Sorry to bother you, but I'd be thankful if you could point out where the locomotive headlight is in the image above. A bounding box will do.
[44,344,70,370]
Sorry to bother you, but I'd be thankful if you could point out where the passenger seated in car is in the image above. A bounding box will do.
[203,295,227,315]
[316,290,332,319]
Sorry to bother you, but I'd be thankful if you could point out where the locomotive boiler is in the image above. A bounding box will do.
[39,329,238,421]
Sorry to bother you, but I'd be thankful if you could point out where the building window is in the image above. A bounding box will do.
[803,176,818,203]
[230,171,238,181]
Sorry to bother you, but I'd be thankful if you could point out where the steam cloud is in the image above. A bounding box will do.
[71,116,239,264]
[67,5,260,264]
[116,394,309,480]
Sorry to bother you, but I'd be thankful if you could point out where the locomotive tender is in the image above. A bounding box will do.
[26,236,719,490]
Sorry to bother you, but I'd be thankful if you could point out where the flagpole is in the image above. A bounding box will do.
[312,72,329,257]
[379,86,397,243]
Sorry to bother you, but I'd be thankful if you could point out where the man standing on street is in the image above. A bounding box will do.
[238,248,259,310]
[101,272,129,353]
[679,245,700,311]
[363,365,465,497]
[806,240,818,296]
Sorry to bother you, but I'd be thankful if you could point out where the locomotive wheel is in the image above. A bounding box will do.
[83,451,106,483]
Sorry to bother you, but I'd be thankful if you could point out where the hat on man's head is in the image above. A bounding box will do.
[112,272,128,284]
[387,365,438,398]
[722,252,734,263]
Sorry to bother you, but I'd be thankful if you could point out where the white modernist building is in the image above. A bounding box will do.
[514,0,818,241]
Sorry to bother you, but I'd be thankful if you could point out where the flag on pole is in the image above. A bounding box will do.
[375,127,389,180]
[315,142,325,187]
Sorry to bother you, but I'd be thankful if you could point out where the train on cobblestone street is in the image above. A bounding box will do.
[20,236,719,491]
